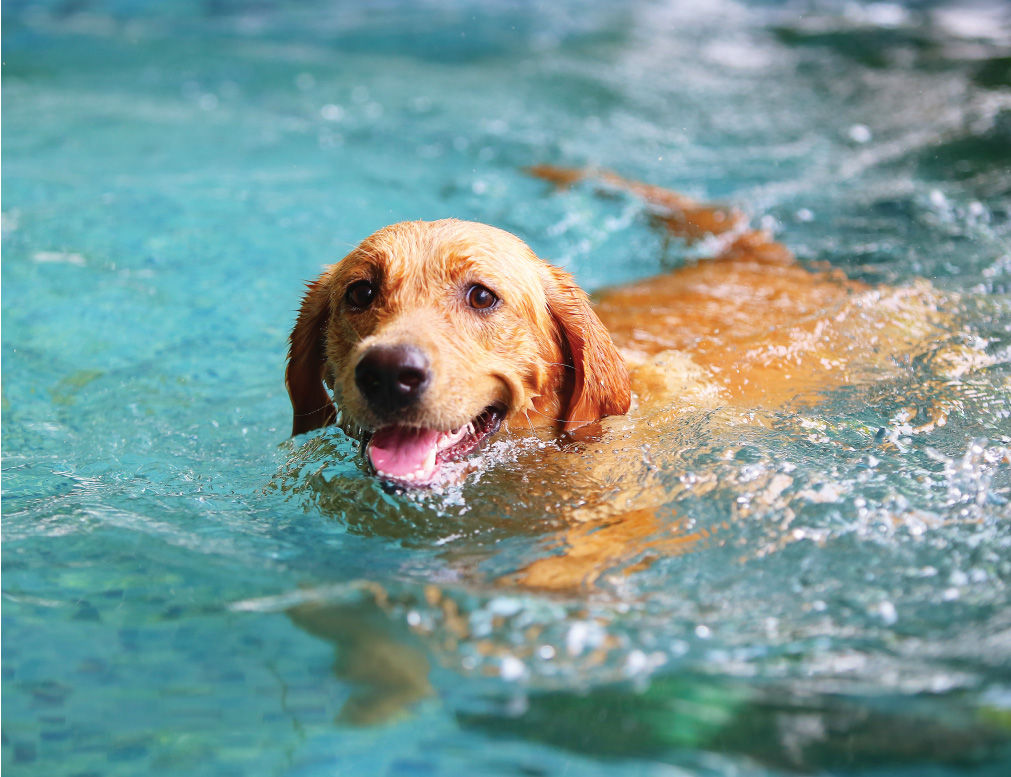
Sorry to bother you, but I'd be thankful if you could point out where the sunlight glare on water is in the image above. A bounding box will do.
[3,1,1011,775]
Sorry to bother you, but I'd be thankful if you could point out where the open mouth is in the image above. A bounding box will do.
[365,405,505,486]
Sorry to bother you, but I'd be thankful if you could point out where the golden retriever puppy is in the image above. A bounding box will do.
[286,167,944,488]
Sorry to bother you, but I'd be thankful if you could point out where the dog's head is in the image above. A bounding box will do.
[286,219,630,486]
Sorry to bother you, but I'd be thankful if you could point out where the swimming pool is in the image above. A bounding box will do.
[3,1,1010,774]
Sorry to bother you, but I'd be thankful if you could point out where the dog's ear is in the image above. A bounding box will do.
[286,273,338,436]
[542,265,631,431]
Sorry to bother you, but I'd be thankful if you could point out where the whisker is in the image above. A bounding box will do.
[521,405,568,424]
[521,404,619,426]
[292,400,335,418]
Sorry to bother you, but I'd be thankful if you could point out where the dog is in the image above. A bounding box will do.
[280,168,968,723]
[286,166,946,491]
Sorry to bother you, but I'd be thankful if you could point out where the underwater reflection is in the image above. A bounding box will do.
[459,675,1011,772]
[272,410,728,725]
[285,587,1011,769]
[288,592,433,726]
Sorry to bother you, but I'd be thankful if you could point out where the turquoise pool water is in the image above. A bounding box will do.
[3,1,1011,774]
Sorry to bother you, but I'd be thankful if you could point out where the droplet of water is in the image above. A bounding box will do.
[847,124,872,143]
[500,654,527,681]
[320,104,344,122]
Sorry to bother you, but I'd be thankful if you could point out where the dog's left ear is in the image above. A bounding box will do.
[286,272,338,436]
[542,265,631,431]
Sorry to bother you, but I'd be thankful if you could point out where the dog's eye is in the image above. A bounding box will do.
[345,280,376,309]
[466,284,499,311]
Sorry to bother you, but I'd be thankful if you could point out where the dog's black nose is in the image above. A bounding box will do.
[354,345,431,415]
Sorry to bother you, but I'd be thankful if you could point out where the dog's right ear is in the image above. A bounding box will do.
[286,273,337,436]
[541,265,631,432]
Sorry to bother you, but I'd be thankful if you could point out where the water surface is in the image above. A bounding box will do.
[3,1,1011,775]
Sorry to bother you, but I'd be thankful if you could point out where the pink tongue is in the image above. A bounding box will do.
[367,426,441,481]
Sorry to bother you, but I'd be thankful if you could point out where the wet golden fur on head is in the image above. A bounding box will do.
[286,218,631,438]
